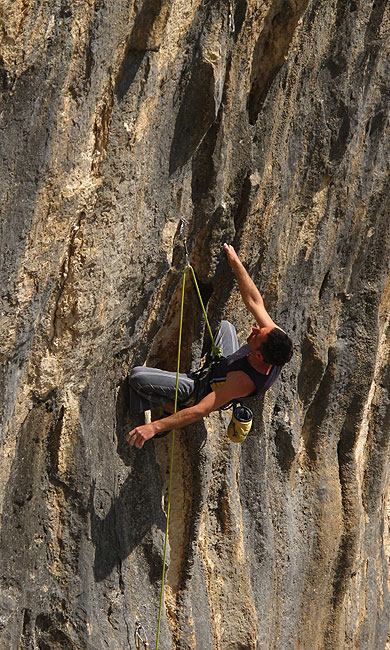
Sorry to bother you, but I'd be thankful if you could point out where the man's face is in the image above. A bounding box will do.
[247,325,273,353]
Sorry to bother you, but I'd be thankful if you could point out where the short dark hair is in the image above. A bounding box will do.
[259,328,293,366]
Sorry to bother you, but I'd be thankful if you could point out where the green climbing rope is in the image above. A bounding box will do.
[155,263,218,649]
[188,265,221,359]
[155,265,186,650]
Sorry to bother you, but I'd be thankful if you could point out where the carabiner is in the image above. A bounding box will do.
[135,621,149,648]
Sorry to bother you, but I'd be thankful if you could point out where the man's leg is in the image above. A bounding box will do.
[129,321,238,413]
[213,320,239,357]
[129,366,196,413]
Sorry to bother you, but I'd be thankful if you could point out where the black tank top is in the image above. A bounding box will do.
[192,345,282,403]
[226,344,281,397]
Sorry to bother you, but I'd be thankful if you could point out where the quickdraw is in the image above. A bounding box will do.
[228,0,235,33]
[135,621,149,649]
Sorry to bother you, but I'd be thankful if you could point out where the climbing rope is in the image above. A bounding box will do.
[155,255,219,650]
[182,233,221,359]
[155,262,186,649]
[187,263,221,360]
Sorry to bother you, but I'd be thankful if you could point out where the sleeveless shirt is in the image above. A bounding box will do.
[191,344,282,403]
[226,344,282,397]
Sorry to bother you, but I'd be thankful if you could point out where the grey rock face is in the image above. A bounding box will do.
[1,1,390,648]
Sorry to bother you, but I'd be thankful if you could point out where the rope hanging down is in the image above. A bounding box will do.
[188,265,221,360]
[155,258,219,650]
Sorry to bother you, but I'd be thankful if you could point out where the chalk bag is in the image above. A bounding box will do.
[227,403,253,443]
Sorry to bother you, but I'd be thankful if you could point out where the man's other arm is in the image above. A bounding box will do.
[127,371,255,449]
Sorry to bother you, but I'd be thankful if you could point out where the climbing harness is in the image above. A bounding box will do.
[135,622,149,649]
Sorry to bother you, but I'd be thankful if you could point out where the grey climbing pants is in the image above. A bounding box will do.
[129,320,239,413]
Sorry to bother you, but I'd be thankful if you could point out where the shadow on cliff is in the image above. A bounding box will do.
[90,378,209,584]
[89,441,167,582]
[115,0,169,100]
[89,378,166,582]
[169,54,216,175]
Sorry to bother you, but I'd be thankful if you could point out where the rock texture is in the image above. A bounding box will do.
[1,1,390,648]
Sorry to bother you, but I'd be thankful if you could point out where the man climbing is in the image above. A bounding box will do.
[127,243,293,448]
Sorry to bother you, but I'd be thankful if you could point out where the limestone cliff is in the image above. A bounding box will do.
[1,1,390,648]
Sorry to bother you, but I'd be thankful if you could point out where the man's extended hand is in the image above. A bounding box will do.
[223,243,240,268]
[127,422,157,449]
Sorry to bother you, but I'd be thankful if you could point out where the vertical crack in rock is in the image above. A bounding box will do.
[115,0,170,100]
[196,422,258,649]
[49,212,86,348]
[92,78,114,174]
[169,56,218,175]
[169,3,232,175]
[247,0,311,124]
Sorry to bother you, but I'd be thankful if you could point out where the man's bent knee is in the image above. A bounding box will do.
[129,366,149,389]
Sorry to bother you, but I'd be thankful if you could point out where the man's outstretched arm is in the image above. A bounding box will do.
[223,243,277,329]
[127,370,255,449]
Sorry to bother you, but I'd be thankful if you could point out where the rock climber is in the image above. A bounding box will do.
[127,243,293,448]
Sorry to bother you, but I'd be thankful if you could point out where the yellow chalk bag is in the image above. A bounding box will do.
[227,403,253,443]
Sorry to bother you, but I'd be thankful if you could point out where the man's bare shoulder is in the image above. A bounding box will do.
[224,370,255,399]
